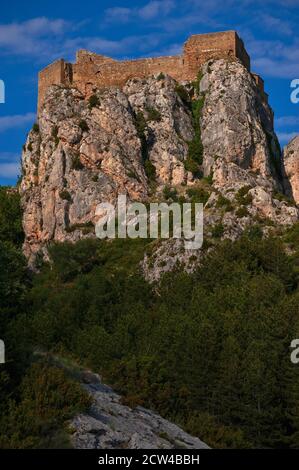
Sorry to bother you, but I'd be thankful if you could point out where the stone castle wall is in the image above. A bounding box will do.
[38,31,264,112]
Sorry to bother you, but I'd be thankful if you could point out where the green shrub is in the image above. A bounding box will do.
[79,120,89,132]
[273,191,293,205]
[157,72,165,80]
[191,70,204,95]
[185,412,251,449]
[88,94,100,109]
[126,170,139,180]
[185,95,205,174]
[144,159,156,182]
[236,206,249,218]
[51,126,59,146]
[59,190,72,202]
[175,84,190,105]
[184,157,202,177]
[145,106,162,122]
[163,185,178,201]
[0,188,24,246]
[187,136,203,165]
[66,221,94,235]
[235,186,253,206]
[203,173,213,185]
[32,123,39,133]
[134,111,147,137]
[244,224,263,240]
[134,111,148,162]
[263,128,282,180]
[283,222,299,248]
[211,223,224,238]
[71,153,84,171]
[216,194,233,211]
[186,186,209,204]
[0,361,91,449]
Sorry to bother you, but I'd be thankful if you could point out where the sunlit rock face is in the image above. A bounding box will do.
[20,58,299,274]
[283,136,299,205]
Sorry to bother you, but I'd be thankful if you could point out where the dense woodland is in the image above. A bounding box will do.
[1,186,299,448]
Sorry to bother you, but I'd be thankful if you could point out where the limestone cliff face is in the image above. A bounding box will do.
[20,58,299,269]
[21,75,193,263]
[200,60,277,183]
[283,136,299,205]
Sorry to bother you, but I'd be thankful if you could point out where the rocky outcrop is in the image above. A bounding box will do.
[20,75,194,264]
[21,86,147,263]
[124,76,193,185]
[283,136,299,204]
[141,60,299,281]
[200,59,278,183]
[70,370,209,449]
[20,57,299,272]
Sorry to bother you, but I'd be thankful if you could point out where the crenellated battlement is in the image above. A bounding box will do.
[38,30,266,113]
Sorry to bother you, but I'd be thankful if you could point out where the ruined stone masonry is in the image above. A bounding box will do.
[38,30,267,113]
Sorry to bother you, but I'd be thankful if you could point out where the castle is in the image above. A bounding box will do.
[38,30,267,112]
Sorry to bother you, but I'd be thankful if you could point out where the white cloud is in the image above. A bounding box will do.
[0,151,19,160]
[0,17,71,59]
[0,113,36,133]
[104,7,132,23]
[0,152,20,179]
[105,1,175,23]
[277,131,299,144]
[245,34,299,78]
[276,116,299,127]
[139,1,175,20]
[0,162,20,178]
[0,152,21,179]
[81,33,166,57]
[258,14,293,36]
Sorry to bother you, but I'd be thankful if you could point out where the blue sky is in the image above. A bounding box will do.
[0,0,298,185]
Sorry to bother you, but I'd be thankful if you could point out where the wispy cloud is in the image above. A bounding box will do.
[0,112,36,133]
[277,131,299,144]
[105,1,175,23]
[0,17,71,58]
[245,34,299,78]
[257,14,293,36]
[276,116,299,145]
[276,115,299,127]
[0,152,20,179]
[64,32,171,58]
[0,162,20,178]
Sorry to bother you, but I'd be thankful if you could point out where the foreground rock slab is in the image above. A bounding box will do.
[70,371,209,449]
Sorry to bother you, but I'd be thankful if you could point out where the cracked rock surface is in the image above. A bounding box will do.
[70,371,209,449]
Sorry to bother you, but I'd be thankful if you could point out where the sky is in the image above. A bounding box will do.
[0,0,298,185]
